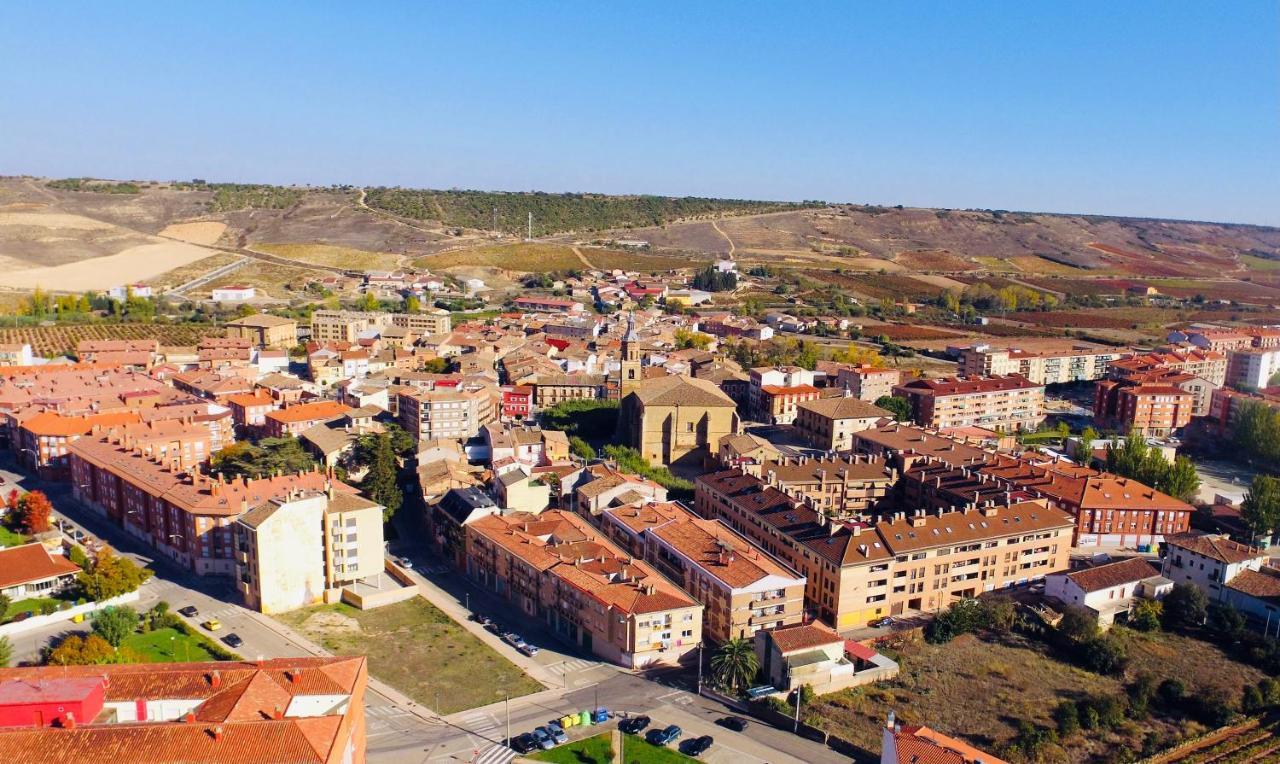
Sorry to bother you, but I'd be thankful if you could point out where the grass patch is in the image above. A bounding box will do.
[256,243,404,271]
[1241,254,1280,272]
[278,598,542,713]
[529,733,695,764]
[121,627,220,663]
[3,597,63,622]
[0,526,29,548]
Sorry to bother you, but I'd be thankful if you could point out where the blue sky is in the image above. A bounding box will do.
[2,2,1277,224]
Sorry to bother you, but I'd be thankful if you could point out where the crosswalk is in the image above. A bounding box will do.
[366,705,412,720]
[456,709,501,735]
[551,657,599,675]
[473,743,516,764]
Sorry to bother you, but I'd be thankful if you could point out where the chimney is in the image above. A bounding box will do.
[61,713,76,729]
[211,726,224,742]
[209,671,221,688]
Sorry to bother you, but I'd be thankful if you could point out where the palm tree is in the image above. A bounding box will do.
[710,638,759,691]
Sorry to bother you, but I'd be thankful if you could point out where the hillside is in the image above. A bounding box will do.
[1,176,1278,301]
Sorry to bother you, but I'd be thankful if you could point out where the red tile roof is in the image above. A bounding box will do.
[0,544,80,590]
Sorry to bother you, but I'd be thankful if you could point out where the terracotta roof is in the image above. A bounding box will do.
[629,375,736,408]
[888,724,1008,764]
[1063,557,1159,593]
[0,544,80,590]
[898,374,1041,396]
[265,401,350,424]
[796,396,891,420]
[1165,533,1263,564]
[1227,567,1280,601]
[766,622,842,654]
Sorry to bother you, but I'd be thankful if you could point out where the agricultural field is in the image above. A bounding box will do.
[414,242,705,274]
[1162,715,1280,764]
[585,247,711,273]
[1016,308,1183,331]
[805,629,1263,764]
[0,323,225,357]
[864,324,963,341]
[254,242,405,271]
[801,270,946,301]
[893,249,980,272]
[1239,254,1280,272]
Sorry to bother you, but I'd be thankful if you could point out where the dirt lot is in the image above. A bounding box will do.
[806,629,1263,763]
[254,242,405,271]
[279,599,543,714]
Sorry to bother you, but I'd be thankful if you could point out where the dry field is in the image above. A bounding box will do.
[195,260,324,299]
[254,242,405,271]
[149,252,245,290]
[864,324,964,341]
[413,242,706,274]
[1017,308,1180,330]
[0,323,224,357]
[158,221,228,245]
[802,269,947,301]
[894,249,980,272]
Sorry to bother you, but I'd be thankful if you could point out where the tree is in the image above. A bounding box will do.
[831,345,884,367]
[1241,474,1280,539]
[1079,636,1128,675]
[404,295,422,313]
[1163,456,1201,503]
[1158,678,1187,708]
[420,356,451,373]
[709,638,759,691]
[1162,582,1208,630]
[0,635,11,668]
[78,548,153,601]
[1129,599,1163,631]
[356,291,379,312]
[211,437,317,480]
[569,436,596,461]
[1075,427,1100,463]
[16,490,53,534]
[1056,606,1100,645]
[47,634,118,665]
[359,433,402,521]
[875,395,912,422]
[673,328,712,351]
[691,265,737,292]
[0,593,9,618]
[92,606,140,647]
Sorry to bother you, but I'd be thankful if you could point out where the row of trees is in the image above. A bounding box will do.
[1103,432,1201,502]
[691,265,737,292]
[937,282,1059,316]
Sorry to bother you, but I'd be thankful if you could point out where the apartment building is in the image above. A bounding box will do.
[397,385,496,442]
[224,313,298,348]
[512,297,585,314]
[235,489,384,613]
[390,309,452,336]
[531,373,609,407]
[748,366,816,423]
[1093,377,1194,436]
[311,310,393,343]
[599,500,806,643]
[465,510,703,667]
[695,469,1074,628]
[1108,348,1228,387]
[958,343,1127,385]
[1167,327,1261,353]
[0,657,368,764]
[894,375,1045,432]
[68,432,356,577]
[1227,347,1280,390]
[758,454,896,518]
[834,365,901,402]
[794,393,892,451]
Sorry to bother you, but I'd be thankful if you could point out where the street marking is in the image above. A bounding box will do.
[474,744,516,764]
[655,690,684,701]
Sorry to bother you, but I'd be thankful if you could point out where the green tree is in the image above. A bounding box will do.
[211,437,318,480]
[1162,582,1208,630]
[569,436,596,461]
[1129,599,1163,631]
[77,548,153,601]
[359,433,403,521]
[1162,456,1201,503]
[46,634,119,666]
[404,295,422,313]
[1242,474,1280,538]
[1054,700,1080,737]
[1079,636,1128,675]
[356,291,380,312]
[92,606,140,647]
[875,395,912,422]
[0,592,10,618]
[709,638,759,691]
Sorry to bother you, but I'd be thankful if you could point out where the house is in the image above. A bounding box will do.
[1044,557,1171,628]
[881,717,1007,764]
[0,657,368,764]
[494,467,551,513]
[428,487,499,568]
[263,400,351,438]
[0,543,81,600]
[1160,533,1268,600]
[755,621,897,695]
[211,285,256,302]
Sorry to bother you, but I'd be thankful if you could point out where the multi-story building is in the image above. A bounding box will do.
[958,344,1128,385]
[234,489,384,613]
[1108,348,1228,387]
[390,309,452,336]
[619,375,740,469]
[512,297,585,314]
[1160,533,1267,598]
[0,657,369,764]
[501,385,533,420]
[398,385,496,443]
[794,394,892,451]
[68,432,357,577]
[531,373,609,407]
[1227,347,1280,390]
[310,310,393,344]
[599,500,806,644]
[758,454,896,518]
[1167,327,1259,353]
[224,313,299,348]
[225,390,279,435]
[1093,377,1194,436]
[0,343,32,367]
[894,375,1044,432]
[1208,386,1280,435]
[695,469,1074,628]
[465,509,702,667]
[748,366,816,423]
[834,365,901,401]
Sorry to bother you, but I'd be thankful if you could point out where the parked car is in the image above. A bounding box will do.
[510,733,538,754]
[648,725,682,746]
[397,556,414,569]
[222,633,243,649]
[201,619,222,631]
[682,736,714,757]
[504,633,528,650]
[518,642,539,657]
[716,716,749,732]
[485,620,502,634]
[531,727,555,750]
[620,715,650,734]
[546,723,568,744]
[870,616,894,628]
[178,606,199,618]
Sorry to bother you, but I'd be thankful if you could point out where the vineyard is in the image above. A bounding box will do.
[0,324,225,357]
[1163,715,1280,764]
[865,324,961,341]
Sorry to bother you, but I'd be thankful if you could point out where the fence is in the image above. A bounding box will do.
[0,590,141,638]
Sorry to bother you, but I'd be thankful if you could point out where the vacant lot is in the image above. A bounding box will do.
[255,242,404,271]
[805,629,1263,763]
[0,323,225,357]
[279,599,542,714]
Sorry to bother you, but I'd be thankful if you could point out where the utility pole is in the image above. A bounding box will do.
[696,644,703,696]
[793,686,802,733]
[505,693,510,745]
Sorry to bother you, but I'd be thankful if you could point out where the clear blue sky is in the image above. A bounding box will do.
[2,2,1277,225]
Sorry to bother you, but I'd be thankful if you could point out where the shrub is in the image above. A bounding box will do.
[1162,583,1208,630]
[1079,636,1128,675]
[1158,678,1187,708]
[1054,701,1080,736]
[1129,599,1162,631]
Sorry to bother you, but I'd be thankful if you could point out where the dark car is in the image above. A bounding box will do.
[178,606,199,618]
[509,733,538,754]
[620,715,650,734]
[716,716,749,732]
[681,736,714,757]
[648,725,682,746]
[222,633,244,649]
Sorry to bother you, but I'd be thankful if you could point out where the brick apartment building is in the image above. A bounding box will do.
[894,375,1045,432]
